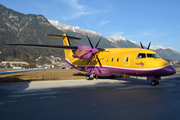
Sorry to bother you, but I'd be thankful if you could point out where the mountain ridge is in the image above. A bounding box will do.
[48,20,102,37]
[0,4,67,63]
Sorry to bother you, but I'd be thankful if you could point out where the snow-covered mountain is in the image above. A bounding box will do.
[107,35,140,48]
[150,45,177,52]
[108,35,126,42]
[48,20,102,37]
[48,20,116,48]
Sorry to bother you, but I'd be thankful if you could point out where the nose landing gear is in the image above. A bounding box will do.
[151,76,160,86]
[151,80,159,86]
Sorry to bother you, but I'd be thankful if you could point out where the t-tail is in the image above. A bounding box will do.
[46,34,81,59]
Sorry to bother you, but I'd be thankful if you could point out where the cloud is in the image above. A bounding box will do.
[108,31,125,37]
[59,0,93,20]
[98,20,110,26]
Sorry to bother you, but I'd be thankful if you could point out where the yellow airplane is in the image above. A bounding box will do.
[6,34,176,86]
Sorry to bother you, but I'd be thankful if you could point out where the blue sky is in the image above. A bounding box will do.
[1,0,180,52]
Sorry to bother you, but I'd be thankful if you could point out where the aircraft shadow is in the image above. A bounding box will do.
[0,75,31,95]
[114,77,150,85]
[0,75,29,83]
[73,73,85,76]
[115,74,180,86]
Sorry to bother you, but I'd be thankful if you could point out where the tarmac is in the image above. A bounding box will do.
[0,73,180,120]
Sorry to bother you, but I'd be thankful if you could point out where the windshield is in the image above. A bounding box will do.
[136,53,160,59]
[147,54,160,58]
[137,53,146,59]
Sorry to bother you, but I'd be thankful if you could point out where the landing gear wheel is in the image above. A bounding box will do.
[151,80,156,86]
[156,81,159,85]
[86,75,91,80]
[151,80,159,86]
[86,74,94,80]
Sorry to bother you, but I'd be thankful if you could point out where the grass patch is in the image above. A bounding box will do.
[0,69,86,83]
[175,68,180,72]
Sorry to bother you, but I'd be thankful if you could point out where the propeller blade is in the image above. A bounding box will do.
[147,42,151,49]
[140,42,144,49]
[86,34,94,48]
[96,55,102,68]
[85,56,93,69]
[95,36,102,48]
[85,59,91,69]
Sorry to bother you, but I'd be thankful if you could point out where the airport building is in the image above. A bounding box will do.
[1,61,29,66]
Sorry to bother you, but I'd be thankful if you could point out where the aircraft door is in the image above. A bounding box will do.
[124,54,131,66]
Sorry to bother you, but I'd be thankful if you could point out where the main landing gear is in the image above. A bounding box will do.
[86,74,94,80]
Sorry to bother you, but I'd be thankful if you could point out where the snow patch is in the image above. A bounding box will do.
[48,20,102,36]
[150,45,165,50]
[151,45,179,53]
[107,35,126,43]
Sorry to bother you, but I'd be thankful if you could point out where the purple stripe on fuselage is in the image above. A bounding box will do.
[83,65,176,76]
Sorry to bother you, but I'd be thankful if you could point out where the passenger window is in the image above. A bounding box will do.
[111,58,113,62]
[117,58,119,62]
[106,58,108,62]
[137,53,146,59]
[102,58,104,62]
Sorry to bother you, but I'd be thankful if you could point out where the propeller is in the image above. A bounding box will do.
[140,42,151,49]
[147,42,151,49]
[85,34,103,69]
[140,42,144,49]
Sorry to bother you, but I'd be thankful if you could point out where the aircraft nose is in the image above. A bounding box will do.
[162,65,176,75]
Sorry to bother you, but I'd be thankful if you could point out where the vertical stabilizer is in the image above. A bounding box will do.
[46,34,81,59]
[62,34,73,58]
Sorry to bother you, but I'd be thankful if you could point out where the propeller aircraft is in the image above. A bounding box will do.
[6,34,176,86]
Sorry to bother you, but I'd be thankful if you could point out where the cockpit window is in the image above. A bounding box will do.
[147,54,160,58]
[137,53,146,59]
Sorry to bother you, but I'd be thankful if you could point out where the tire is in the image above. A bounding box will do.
[90,74,94,80]
[156,81,159,85]
[87,75,93,80]
[151,80,156,86]
[86,76,90,80]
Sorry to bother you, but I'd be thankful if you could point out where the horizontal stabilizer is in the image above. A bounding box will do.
[6,44,78,49]
[46,34,82,40]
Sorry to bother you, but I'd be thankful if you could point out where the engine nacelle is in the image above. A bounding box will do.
[72,46,98,59]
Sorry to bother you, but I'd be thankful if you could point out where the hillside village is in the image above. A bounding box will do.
[0,55,69,69]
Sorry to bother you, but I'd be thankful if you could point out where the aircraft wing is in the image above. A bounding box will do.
[0,69,46,75]
[6,44,78,50]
